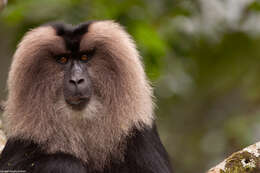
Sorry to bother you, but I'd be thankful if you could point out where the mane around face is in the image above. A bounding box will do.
[3,20,154,169]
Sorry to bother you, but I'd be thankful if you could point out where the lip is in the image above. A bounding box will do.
[65,97,90,106]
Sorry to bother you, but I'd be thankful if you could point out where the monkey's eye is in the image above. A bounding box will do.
[80,54,89,62]
[57,57,68,64]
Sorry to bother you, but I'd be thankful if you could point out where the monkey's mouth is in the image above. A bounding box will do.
[65,96,90,110]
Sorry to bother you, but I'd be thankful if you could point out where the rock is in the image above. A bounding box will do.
[207,142,260,173]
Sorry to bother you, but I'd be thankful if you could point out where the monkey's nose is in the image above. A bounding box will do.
[69,78,85,86]
[67,75,89,96]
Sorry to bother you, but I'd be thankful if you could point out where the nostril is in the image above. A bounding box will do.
[77,79,85,85]
[69,80,76,85]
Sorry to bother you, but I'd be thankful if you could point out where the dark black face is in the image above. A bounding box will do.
[50,22,94,109]
[57,53,92,108]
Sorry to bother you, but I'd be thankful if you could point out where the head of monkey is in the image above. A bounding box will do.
[3,21,154,167]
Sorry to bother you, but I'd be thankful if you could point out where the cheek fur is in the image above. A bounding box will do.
[14,58,64,105]
[88,66,122,108]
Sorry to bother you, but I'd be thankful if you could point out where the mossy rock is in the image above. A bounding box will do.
[220,151,260,173]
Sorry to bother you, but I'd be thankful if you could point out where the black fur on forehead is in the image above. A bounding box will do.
[45,21,94,52]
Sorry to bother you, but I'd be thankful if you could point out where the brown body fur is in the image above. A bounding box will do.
[3,21,154,170]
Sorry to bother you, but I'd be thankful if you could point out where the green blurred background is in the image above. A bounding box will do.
[2,0,260,172]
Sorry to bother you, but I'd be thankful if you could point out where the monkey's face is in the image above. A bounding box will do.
[7,21,153,121]
[59,51,94,109]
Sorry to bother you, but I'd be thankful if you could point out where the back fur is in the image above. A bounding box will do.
[3,21,154,170]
